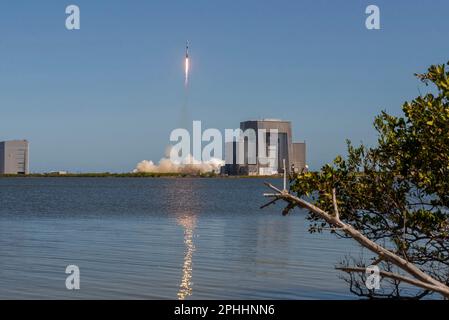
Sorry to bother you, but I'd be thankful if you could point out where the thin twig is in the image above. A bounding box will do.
[337,267,448,295]
[260,198,280,209]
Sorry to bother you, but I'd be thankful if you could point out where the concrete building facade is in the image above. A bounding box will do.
[222,119,306,176]
[0,140,29,174]
[292,142,306,173]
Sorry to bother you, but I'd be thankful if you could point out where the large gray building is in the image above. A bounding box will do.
[223,119,306,176]
[0,140,29,174]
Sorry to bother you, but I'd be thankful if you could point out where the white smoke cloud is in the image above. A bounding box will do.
[133,153,224,175]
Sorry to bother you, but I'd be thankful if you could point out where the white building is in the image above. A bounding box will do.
[0,140,29,174]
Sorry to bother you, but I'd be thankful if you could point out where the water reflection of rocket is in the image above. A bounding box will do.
[177,215,196,300]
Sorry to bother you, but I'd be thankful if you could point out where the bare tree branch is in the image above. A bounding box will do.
[262,182,449,298]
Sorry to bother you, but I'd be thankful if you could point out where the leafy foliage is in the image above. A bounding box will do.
[291,62,449,298]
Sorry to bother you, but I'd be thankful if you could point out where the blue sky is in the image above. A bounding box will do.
[0,0,448,172]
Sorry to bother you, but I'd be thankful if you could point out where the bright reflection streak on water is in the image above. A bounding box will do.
[177,215,196,300]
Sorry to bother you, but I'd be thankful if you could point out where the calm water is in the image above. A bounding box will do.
[0,177,360,299]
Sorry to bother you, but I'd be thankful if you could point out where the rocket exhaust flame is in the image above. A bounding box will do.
[185,57,189,86]
[185,41,190,86]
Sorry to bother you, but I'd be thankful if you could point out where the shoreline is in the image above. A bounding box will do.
[0,173,282,179]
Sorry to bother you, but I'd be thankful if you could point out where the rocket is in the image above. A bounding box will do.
[185,41,189,59]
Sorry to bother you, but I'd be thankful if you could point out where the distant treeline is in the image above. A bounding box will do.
[0,172,216,178]
[0,172,279,178]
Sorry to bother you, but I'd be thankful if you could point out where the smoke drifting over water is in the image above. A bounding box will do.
[134,149,224,175]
